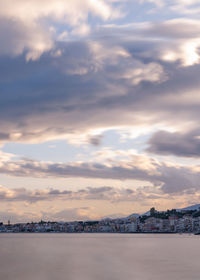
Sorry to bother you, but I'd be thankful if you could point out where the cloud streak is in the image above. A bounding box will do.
[0,185,138,203]
[0,154,200,194]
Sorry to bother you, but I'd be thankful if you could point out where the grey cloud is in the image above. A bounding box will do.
[147,130,200,157]
[158,165,200,194]
[0,158,153,181]
[0,133,10,140]
[142,19,200,39]
[1,20,199,144]
[86,186,113,194]
[0,18,53,60]
[88,134,103,146]
[0,18,200,168]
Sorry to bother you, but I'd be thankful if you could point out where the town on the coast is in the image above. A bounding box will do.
[1,207,200,234]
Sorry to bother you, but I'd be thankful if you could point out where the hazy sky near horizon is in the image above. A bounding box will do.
[1,0,200,222]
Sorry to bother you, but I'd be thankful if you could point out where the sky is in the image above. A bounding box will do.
[1,0,200,223]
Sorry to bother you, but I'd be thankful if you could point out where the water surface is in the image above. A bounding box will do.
[0,233,199,280]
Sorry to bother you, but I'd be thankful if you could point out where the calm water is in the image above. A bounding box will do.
[0,233,200,280]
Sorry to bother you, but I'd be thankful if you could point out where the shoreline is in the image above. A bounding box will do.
[0,231,197,235]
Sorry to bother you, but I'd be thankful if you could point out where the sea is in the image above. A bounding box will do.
[0,233,199,280]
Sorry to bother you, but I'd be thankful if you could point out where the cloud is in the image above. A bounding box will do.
[0,183,200,223]
[0,185,138,203]
[170,0,200,15]
[0,17,199,149]
[0,4,200,168]
[0,18,54,60]
[0,210,32,223]
[0,0,120,25]
[0,153,200,194]
[0,19,199,145]
[88,134,103,146]
[0,34,167,145]
[0,207,95,223]
[144,0,200,15]
[42,207,95,221]
[147,129,200,158]
[1,0,200,220]
[0,183,181,207]
[103,18,200,66]
[0,0,121,59]
[0,0,199,60]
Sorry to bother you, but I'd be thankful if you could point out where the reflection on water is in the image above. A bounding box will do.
[0,233,199,280]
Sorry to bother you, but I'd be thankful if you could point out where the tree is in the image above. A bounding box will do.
[150,207,156,216]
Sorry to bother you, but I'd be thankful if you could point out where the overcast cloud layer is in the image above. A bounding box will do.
[0,0,200,221]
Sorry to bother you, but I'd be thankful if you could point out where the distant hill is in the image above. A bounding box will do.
[131,204,200,218]
[177,204,200,212]
[126,213,140,219]
[142,210,150,216]
[104,204,200,221]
